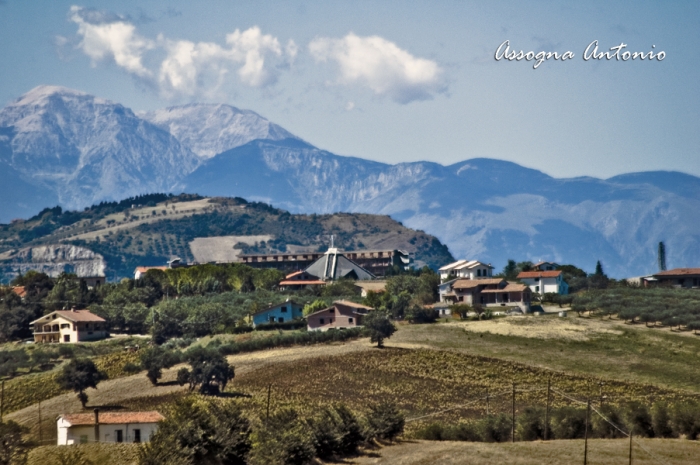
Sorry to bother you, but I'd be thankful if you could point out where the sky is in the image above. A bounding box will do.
[0,0,699,179]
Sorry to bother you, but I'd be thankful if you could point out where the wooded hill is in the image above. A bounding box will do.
[0,194,454,281]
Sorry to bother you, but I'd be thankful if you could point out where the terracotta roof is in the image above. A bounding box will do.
[354,281,387,292]
[517,271,562,279]
[279,280,326,286]
[653,268,700,277]
[335,300,373,310]
[12,286,26,298]
[452,278,504,289]
[135,266,167,273]
[62,411,164,426]
[31,310,105,325]
[480,283,529,293]
[285,271,304,279]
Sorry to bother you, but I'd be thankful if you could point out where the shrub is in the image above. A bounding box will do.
[365,401,404,441]
[516,407,545,441]
[590,404,625,439]
[651,402,673,438]
[477,414,512,443]
[670,401,700,439]
[139,397,251,465]
[623,402,654,438]
[249,409,316,465]
[122,362,142,374]
[309,404,364,458]
[551,407,587,439]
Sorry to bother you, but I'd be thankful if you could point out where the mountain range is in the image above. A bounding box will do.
[1,85,699,277]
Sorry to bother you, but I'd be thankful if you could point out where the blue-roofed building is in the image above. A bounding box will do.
[252,299,304,328]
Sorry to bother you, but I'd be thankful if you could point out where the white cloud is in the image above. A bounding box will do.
[67,6,292,98]
[309,33,445,104]
[70,6,153,77]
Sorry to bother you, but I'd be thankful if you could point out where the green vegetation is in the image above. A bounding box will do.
[0,194,454,279]
[573,287,700,330]
[56,358,106,408]
[362,311,396,348]
[0,420,31,465]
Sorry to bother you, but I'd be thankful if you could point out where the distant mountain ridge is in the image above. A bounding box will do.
[1,86,699,277]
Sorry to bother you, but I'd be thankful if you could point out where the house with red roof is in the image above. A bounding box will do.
[30,309,107,343]
[517,270,569,295]
[652,268,700,288]
[307,300,373,331]
[438,278,531,312]
[57,409,163,445]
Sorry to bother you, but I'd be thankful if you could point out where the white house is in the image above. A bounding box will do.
[57,410,163,445]
[30,309,107,343]
[532,261,559,271]
[517,270,569,295]
[438,260,494,281]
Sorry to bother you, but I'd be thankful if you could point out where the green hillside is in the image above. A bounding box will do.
[0,194,454,280]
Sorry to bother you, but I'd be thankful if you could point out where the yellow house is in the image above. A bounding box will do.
[30,309,107,343]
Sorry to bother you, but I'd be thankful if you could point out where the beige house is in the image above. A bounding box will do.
[307,301,373,331]
[354,280,387,297]
[57,410,163,445]
[439,278,531,312]
[31,309,107,343]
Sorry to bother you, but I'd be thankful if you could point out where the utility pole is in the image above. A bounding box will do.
[1,380,4,421]
[511,382,516,443]
[599,381,605,408]
[486,389,490,416]
[544,379,551,441]
[583,399,590,465]
[628,430,633,465]
[266,384,272,422]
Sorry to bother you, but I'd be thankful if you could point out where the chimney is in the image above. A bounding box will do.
[71,306,77,312]
[94,409,100,443]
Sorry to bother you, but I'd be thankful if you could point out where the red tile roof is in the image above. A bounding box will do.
[480,283,529,293]
[452,278,504,289]
[11,286,26,298]
[285,271,304,279]
[279,280,326,286]
[62,411,164,426]
[135,266,167,273]
[335,300,373,310]
[517,271,562,279]
[653,268,700,277]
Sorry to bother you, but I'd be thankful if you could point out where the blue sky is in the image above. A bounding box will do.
[1,1,698,178]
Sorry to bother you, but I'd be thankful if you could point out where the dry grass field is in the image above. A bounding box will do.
[391,315,700,392]
[346,439,700,465]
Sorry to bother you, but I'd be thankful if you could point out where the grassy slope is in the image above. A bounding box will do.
[348,439,700,465]
[390,316,700,393]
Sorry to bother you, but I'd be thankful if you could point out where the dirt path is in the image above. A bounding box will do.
[7,339,375,429]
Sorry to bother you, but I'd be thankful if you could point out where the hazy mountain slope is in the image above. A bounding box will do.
[184,140,700,277]
[0,86,199,210]
[140,103,300,159]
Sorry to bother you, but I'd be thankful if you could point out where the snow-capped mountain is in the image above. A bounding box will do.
[2,85,699,277]
[140,104,300,159]
[0,86,199,210]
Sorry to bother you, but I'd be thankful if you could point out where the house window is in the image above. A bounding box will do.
[281,306,287,313]
[269,316,276,323]
[349,318,353,323]
[116,430,123,443]
[134,429,141,443]
[535,286,539,292]
[329,318,333,323]
[477,269,481,277]
[80,435,88,444]
[61,324,70,329]
[64,335,70,342]
[279,318,284,323]
[534,278,539,282]
[320,318,325,324]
